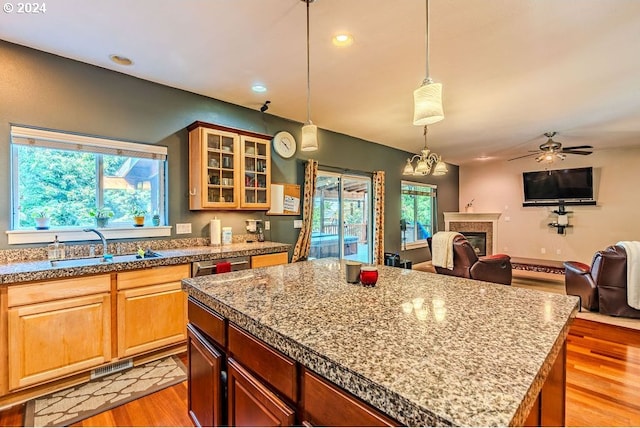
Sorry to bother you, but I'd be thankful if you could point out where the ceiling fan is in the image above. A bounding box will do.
[508,132,593,163]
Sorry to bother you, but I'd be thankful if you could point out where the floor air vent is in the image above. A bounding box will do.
[90,358,133,380]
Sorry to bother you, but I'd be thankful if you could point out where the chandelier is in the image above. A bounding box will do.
[413,0,444,126]
[403,126,448,176]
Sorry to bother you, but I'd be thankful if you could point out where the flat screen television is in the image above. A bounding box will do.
[522,167,595,206]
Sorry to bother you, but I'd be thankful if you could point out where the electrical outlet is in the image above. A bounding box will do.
[556,249,561,255]
[176,223,192,234]
[294,220,303,229]
[504,216,511,222]
[540,247,546,254]
[264,221,270,230]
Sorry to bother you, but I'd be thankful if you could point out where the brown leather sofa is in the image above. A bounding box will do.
[564,245,640,318]
[428,235,513,285]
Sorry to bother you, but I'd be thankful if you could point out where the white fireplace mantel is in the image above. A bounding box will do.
[443,212,502,255]
[444,212,502,222]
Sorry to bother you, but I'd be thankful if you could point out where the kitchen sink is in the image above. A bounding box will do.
[49,251,163,268]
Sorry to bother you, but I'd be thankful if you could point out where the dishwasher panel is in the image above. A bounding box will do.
[191,256,251,277]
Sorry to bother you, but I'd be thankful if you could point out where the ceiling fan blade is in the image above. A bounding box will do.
[561,145,593,150]
[563,150,593,155]
[508,153,539,161]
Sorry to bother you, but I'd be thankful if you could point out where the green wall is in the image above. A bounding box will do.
[0,41,459,261]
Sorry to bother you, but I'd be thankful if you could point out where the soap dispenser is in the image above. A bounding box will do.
[47,235,66,260]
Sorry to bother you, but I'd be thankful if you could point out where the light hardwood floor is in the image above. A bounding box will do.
[2,273,640,427]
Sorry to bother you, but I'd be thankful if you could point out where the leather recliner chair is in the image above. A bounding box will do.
[429,235,513,285]
[564,245,640,318]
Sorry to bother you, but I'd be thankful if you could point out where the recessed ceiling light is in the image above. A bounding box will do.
[332,33,354,47]
[477,156,492,161]
[252,84,267,93]
[109,54,133,66]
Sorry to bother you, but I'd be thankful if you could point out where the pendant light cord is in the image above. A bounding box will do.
[306,0,311,124]
[424,0,430,83]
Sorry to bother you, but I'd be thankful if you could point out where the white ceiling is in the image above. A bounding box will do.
[1,0,639,165]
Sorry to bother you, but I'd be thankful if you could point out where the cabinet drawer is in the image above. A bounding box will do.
[188,298,226,348]
[302,369,397,427]
[117,264,190,290]
[251,252,288,268]
[8,274,111,307]
[228,324,296,402]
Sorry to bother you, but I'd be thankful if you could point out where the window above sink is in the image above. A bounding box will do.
[8,126,170,244]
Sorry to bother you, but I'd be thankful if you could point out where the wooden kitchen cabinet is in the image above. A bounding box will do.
[116,264,189,357]
[240,135,271,209]
[188,121,272,211]
[187,324,225,427]
[227,358,295,427]
[7,275,111,390]
[251,252,289,268]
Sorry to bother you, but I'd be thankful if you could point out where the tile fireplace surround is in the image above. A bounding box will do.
[443,212,501,256]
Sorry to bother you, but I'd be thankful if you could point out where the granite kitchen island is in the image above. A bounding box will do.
[182,258,579,426]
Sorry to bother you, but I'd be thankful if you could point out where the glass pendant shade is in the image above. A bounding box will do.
[403,159,414,175]
[413,81,444,125]
[301,123,318,151]
[432,158,448,176]
[415,159,431,175]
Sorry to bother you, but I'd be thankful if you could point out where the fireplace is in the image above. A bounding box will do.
[459,232,487,256]
[443,212,501,255]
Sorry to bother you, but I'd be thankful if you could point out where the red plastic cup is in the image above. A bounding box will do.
[360,266,378,286]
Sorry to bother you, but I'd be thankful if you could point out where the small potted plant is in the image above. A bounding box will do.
[131,207,146,227]
[32,208,50,230]
[89,206,113,228]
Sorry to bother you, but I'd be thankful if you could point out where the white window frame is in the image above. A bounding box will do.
[401,180,437,250]
[6,126,171,245]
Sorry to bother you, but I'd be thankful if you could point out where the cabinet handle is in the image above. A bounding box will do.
[221,370,228,400]
[301,421,313,427]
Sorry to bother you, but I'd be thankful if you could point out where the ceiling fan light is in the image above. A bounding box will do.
[301,123,318,151]
[413,81,444,126]
[433,158,448,176]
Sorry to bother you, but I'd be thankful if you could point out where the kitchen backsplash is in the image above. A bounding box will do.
[0,234,261,265]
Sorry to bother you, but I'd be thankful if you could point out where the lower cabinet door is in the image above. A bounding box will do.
[8,293,111,390]
[117,282,187,357]
[227,358,295,427]
[187,324,224,427]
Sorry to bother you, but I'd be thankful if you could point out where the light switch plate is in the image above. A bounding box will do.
[176,223,192,234]
[294,220,303,229]
[264,221,270,230]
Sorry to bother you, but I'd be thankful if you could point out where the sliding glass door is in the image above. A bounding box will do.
[311,172,371,263]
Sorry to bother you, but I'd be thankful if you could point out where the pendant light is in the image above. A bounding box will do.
[413,0,444,126]
[301,0,318,151]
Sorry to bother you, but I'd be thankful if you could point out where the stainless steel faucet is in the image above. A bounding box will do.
[83,228,109,260]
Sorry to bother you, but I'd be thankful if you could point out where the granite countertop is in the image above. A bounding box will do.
[0,241,290,284]
[182,258,579,427]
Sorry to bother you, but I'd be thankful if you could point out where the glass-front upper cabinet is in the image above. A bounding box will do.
[240,135,271,209]
[188,121,271,210]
